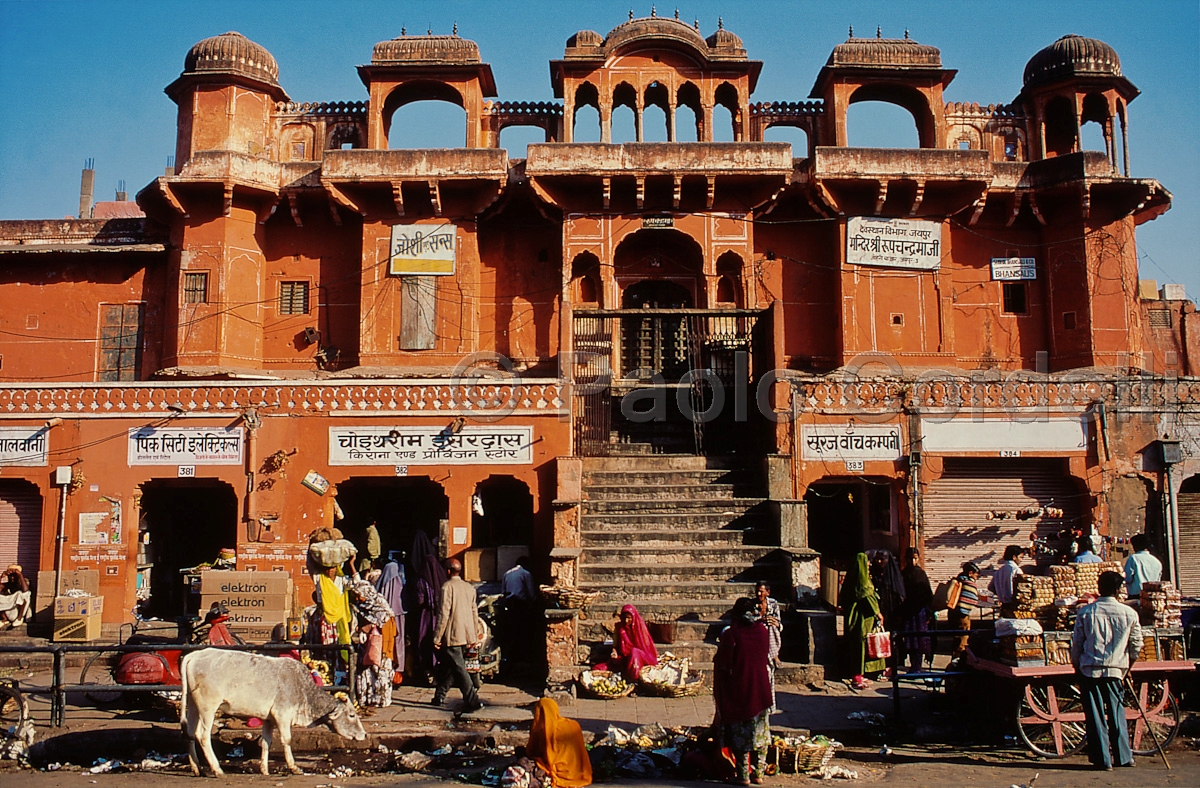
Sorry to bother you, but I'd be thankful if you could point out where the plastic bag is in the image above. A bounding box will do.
[866,630,892,659]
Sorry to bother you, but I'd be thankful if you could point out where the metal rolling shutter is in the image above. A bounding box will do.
[1176,493,1200,596]
[922,458,1085,588]
[0,485,43,573]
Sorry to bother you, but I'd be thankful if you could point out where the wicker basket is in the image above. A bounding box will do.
[578,669,635,699]
[767,740,839,774]
[540,584,604,610]
[637,663,706,697]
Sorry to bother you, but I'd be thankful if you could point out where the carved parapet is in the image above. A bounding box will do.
[274,100,369,118]
[0,379,566,418]
[750,100,825,119]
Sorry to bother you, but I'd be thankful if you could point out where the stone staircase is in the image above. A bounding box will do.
[575,454,822,683]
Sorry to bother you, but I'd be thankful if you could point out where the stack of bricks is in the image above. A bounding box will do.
[1140,582,1182,628]
[1013,575,1057,630]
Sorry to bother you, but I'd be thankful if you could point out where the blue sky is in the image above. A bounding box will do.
[1,0,1196,297]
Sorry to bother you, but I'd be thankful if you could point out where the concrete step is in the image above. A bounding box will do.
[579,561,775,583]
[582,468,753,486]
[579,580,758,601]
[579,617,723,644]
[580,545,775,563]
[581,497,767,514]
[584,483,738,500]
[582,455,743,472]
[580,528,749,546]
[580,509,769,528]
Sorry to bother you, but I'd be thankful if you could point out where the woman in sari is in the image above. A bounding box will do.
[714,597,773,786]
[897,548,934,673]
[595,604,658,682]
[308,565,353,681]
[840,552,886,690]
[375,559,406,684]
[349,579,397,707]
[408,536,448,684]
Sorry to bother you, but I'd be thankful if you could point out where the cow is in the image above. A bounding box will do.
[180,648,367,776]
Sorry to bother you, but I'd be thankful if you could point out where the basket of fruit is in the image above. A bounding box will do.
[637,658,705,697]
[578,669,635,699]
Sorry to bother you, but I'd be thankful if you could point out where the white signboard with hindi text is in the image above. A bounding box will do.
[329,425,533,466]
[0,427,49,466]
[991,257,1037,280]
[127,427,244,465]
[920,417,1087,454]
[847,217,941,271]
[388,223,456,276]
[801,424,904,462]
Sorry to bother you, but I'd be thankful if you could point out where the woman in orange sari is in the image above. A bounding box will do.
[502,698,592,788]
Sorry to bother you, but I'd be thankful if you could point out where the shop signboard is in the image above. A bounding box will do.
[0,427,49,466]
[920,417,1087,453]
[127,427,244,465]
[800,424,904,462]
[990,257,1037,280]
[846,216,941,270]
[388,222,456,275]
[329,425,534,466]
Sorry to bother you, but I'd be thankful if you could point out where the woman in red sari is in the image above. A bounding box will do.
[596,604,658,681]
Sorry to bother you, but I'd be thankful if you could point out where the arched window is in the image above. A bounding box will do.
[1079,93,1110,156]
[1043,95,1077,157]
[571,252,601,306]
[714,82,740,142]
[764,125,809,158]
[612,82,638,143]
[643,81,670,142]
[677,82,703,142]
[847,102,921,148]
[499,125,547,157]
[573,82,601,142]
[327,123,363,150]
[383,82,467,149]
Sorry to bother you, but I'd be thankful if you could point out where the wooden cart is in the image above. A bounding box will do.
[965,652,1194,758]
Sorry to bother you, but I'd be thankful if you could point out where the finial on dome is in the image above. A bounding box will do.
[651,6,656,17]
[876,26,882,38]
[630,9,634,20]
[905,29,910,40]
[718,17,723,30]
[401,27,406,36]
[427,28,432,35]
[674,8,679,19]
[453,22,458,35]
[848,25,853,38]
[694,19,700,30]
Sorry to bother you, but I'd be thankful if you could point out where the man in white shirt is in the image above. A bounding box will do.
[1123,533,1163,599]
[988,545,1025,613]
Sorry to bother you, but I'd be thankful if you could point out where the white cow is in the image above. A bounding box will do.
[180,649,367,776]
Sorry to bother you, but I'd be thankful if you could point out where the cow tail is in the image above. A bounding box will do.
[178,652,189,733]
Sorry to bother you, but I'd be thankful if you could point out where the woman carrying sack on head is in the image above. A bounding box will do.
[840,552,886,690]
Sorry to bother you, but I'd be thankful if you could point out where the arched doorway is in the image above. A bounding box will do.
[335,477,449,568]
[139,479,239,619]
[470,476,534,581]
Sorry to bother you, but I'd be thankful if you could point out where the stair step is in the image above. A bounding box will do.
[582,456,742,472]
[581,509,768,527]
[580,561,775,583]
[580,528,748,546]
[579,617,724,643]
[582,498,767,514]
[583,469,752,486]
[584,483,737,500]
[579,580,758,601]
[580,545,774,563]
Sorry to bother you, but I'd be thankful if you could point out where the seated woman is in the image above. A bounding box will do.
[595,604,658,682]
[507,698,592,788]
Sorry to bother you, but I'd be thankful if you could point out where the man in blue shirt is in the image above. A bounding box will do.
[1071,571,1143,770]
[1123,533,1163,599]
[1073,536,1102,564]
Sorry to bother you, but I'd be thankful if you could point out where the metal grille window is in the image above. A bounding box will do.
[1148,309,1172,329]
[98,303,144,381]
[183,272,208,304]
[279,281,309,315]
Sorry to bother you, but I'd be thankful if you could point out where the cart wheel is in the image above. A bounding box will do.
[1126,679,1180,756]
[0,682,29,730]
[1016,682,1088,758]
[80,652,122,706]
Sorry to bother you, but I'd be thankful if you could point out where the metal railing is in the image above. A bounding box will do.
[0,642,355,727]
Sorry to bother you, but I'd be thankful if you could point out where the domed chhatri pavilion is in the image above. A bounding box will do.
[0,16,1193,681]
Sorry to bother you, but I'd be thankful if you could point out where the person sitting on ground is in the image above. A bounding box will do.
[500,697,592,788]
[989,545,1025,614]
[0,565,31,630]
[1072,570,1142,771]
[1123,533,1162,599]
[1074,537,1103,564]
[595,603,658,682]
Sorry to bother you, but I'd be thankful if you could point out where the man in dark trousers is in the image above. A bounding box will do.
[431,558,484,712]
[1071,570,1142,770]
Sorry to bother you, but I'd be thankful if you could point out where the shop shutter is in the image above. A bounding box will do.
[1175,493,1200,596]
[0,484,43,573]
[922,458,1085,588]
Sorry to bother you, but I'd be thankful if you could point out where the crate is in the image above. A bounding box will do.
[53,612,102,642]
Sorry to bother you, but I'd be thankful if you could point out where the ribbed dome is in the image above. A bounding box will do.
[373,34,481,64]
[566,30,604,48]
[602,16,711,56]
[827,36,942,68]
[706,27,744,51]
[183,32,279,87]
[1023,34,1122,87]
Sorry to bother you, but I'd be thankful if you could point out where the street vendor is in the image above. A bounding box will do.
[0,564,30,630]
[989,545,1025,614]
[1073,536,1102,563]
[595,604,658,682]
[1122,533,1162,599]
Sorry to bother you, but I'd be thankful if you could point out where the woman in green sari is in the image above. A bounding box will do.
[840,552,886,689]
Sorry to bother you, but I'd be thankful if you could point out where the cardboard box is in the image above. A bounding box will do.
[198,570,291,596]
[54,613,102,642]
[221,609,289,627]
[200,593,291,613]
[38,569,100,595]
[224,624,281,643]
[55,595,103,617]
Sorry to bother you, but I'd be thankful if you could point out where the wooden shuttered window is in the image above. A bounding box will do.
[98,303,144,381]
[279,281,310,315]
